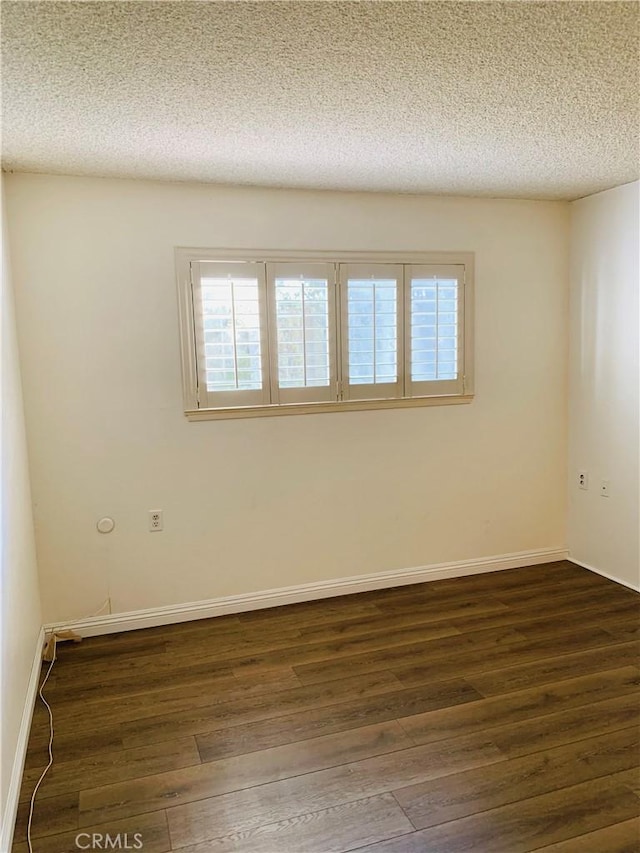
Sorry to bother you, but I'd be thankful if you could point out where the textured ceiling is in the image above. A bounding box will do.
[1,1,638,200]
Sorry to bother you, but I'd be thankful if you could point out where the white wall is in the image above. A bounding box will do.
[0,176,41,841]
[568,181,640,589]
[6,174,569,624]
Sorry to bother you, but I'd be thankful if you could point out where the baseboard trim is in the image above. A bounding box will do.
[567,557,640,593]
[45,547,568,638]
[0,627,44,853]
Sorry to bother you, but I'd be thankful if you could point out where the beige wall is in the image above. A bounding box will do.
[6,174,569,623]
[0,177,41,836]
[568,181,640,589]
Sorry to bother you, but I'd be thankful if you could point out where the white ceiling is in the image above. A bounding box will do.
[1,1,638,200]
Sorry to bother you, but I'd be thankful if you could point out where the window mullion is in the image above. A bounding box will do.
[337,264,346,401]
[301,281,308,387]
[399,265,406,398]
[260,262,275,405]
[229,280,239,389]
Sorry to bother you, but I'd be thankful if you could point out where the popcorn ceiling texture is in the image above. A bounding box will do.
[1,1,638,199]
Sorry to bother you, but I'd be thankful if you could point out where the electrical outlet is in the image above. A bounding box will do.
[148,509,163,531]
[578,471,589,490]
[600,480,611,498]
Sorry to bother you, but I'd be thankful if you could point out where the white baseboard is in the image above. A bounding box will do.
[0,628,44,853]
[45,547,568,638]
[568,557,640,593]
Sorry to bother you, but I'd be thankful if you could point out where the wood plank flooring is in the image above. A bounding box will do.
[12,560,640,853]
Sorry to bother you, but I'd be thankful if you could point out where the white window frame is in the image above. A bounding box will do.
[176,249,474,420]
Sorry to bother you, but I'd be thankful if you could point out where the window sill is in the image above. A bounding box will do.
[185,394,474,421]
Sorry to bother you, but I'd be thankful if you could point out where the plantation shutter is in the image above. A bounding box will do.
[191,261,270,408]
[340,263,404,400]
[267,262,337,404]
[405,264,465,397]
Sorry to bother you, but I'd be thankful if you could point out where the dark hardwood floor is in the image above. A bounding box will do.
[12,561,640,852]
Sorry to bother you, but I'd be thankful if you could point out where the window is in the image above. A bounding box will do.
[176,250,473,419]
